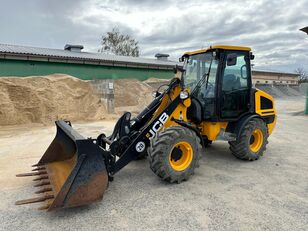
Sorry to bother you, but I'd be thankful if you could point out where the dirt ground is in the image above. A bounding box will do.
[0,97,308,231]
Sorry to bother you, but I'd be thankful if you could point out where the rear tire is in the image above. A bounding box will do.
[148,126,202,183]
[229,118,268,161]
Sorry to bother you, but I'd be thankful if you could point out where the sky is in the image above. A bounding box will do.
[0,0,307,72]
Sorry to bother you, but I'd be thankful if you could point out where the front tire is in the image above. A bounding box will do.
[148,126,202,183]
[229,118,268,160]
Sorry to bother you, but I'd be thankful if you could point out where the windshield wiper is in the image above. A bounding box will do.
[191,56,213,96]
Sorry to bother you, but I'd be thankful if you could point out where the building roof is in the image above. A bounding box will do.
[0,43,299,76]
[0,43,177,69]
[252,68,298,76]
[183,45,251,56]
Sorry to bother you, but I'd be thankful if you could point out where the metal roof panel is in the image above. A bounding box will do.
[0,43,177,67]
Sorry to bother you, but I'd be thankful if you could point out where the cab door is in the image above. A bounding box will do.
[218,51,252,119]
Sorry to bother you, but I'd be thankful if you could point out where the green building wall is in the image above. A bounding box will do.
[0,59,174,80]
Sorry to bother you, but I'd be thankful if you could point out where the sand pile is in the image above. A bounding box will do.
[0,74,109,126]
[143,77,170,83]
[114,79,154,114]
[0,75,157,126]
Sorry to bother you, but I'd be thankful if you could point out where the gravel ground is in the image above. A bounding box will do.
[0,98,307,231]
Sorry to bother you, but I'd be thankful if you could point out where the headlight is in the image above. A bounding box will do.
[152,91,158,98]
[180,91,189,99]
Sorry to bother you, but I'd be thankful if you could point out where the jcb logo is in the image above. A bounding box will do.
[147,112,169,140]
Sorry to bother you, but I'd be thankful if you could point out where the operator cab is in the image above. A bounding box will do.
[180,45,254,122]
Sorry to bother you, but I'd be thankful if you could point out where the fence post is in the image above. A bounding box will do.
[305,84,308,115]
[106,80,115,114]
[90,79,115,114]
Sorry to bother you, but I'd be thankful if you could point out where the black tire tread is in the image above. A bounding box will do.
[148,126,202,183]
[229,118,269,161]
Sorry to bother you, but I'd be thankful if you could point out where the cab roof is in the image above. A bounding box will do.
[183,45,251,56]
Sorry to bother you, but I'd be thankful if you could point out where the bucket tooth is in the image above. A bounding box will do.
[31,163,42,167]
[35,187,52,194]
[33,175,49,181]
[15,195,54,205]
[16,170,47,177]
[32,166,46,171]
[34,180,50,187]
[37,201,52,210]
[16,172,37,177]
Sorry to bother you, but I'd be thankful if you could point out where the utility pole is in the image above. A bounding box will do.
[300,27,308,115]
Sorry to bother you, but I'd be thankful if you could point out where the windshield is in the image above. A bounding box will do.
[183,52,213,92]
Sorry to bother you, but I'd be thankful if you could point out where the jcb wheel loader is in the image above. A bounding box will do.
[16,45,276,211]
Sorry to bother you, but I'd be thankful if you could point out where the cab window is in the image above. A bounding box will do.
[220,51,251,118]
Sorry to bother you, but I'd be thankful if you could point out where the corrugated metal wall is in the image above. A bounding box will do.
[0,59,174,80]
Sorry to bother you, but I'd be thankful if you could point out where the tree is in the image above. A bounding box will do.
[295,67,308,83]
[99,27,139,57]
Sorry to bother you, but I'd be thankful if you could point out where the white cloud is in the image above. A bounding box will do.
[0,0,307,72]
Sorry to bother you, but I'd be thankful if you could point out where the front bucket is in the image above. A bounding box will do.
[16,120,109,211]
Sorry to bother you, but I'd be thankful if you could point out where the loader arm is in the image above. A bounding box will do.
[112,92,186,173]
[103,77,193,175]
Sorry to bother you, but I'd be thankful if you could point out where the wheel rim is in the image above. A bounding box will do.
[249,128,263,152]
[169,141,193,171]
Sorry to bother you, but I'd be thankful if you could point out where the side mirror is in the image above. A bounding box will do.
[152,91,161,98]
[227,53,237,66]
[250,52,255,60]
